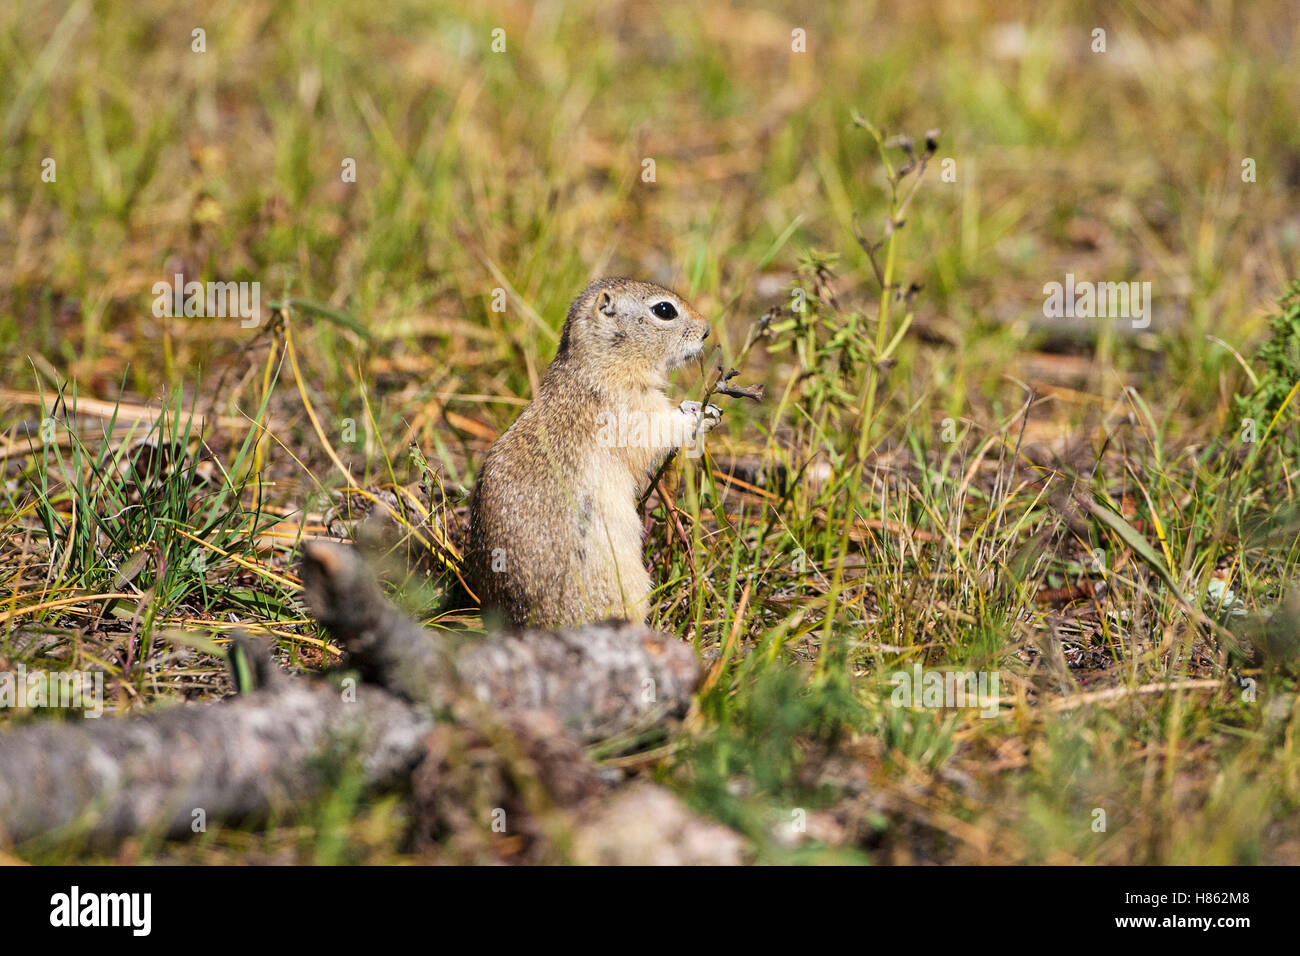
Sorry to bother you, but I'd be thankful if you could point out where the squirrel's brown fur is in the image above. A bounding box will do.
[465,277,719,630]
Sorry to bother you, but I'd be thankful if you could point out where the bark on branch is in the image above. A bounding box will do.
[0,543,701,847]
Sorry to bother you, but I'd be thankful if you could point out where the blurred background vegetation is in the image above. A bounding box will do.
[2,0,1299,863]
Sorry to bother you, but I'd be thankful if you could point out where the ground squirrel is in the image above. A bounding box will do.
[465,277,721,630]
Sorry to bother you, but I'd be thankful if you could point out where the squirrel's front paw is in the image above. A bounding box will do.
[679,400,723,430]
[697,403,722,433]
[678,401,722,458]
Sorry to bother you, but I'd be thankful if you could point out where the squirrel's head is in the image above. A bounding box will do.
[556,278,710,387]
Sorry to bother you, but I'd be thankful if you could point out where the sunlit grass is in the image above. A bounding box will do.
[1,0,1298,863]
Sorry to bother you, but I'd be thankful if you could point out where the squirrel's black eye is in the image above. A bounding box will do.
[651,301,678,320]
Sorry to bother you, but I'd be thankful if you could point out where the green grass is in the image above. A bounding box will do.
[2,0,1299,864]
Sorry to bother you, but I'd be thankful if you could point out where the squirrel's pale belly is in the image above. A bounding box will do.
[466,439,655,630]
[575,453,652,620]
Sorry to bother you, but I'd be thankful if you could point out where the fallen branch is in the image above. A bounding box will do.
[1042,678,1224,712]
[0,543,702,848]
[0,664,430,846]
[300,542,701,740]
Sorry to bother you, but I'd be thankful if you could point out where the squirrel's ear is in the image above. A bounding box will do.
[596,290,617,317]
